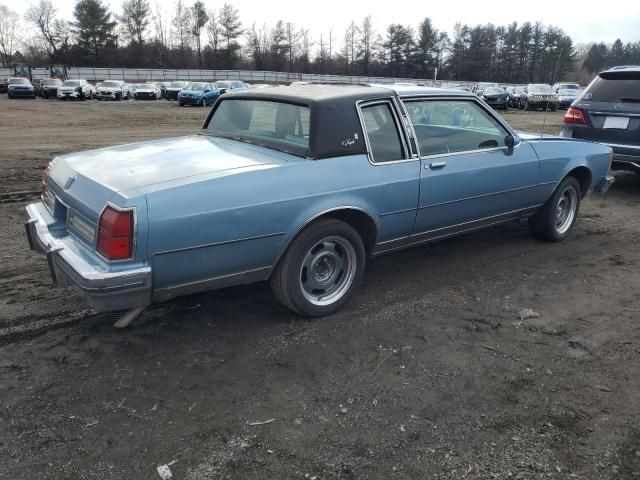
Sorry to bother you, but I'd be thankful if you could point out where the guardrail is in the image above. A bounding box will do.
[0,66,453,86]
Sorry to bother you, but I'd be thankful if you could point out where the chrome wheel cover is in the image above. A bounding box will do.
[300,236,357,306]
[554,185,578,235]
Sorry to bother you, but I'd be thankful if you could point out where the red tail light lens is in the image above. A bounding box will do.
[563,107,586,124]
[97,206,134,261]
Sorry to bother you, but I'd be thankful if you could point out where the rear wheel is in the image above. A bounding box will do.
[529,176,581,242]
[270,218,365,317]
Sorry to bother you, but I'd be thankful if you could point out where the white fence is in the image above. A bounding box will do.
[0,66,453,86]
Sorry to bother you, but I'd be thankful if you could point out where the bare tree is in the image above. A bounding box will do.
[172,0,190,52]
[25,1,66,58]
[120,0,150,45]
[0,5,19,67]
[151,1,168,47]
[190,0,207,66]
[357,16,374,74]
[206,8,220,66]
[285,22,300,72]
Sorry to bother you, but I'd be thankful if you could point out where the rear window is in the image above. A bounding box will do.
[207,100,310,155]
[583,75,640,102]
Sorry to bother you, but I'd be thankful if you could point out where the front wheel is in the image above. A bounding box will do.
[270,218,366,317]
[529,176,581,242]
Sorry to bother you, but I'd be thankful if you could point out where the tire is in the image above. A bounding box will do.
[551,105,558,112]
[270,218,366,317]
[116,92,122,101]
[529,176,581,242]
[524,100,531,111]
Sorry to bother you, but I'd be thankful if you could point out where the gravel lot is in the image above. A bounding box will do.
[1,97,639,479]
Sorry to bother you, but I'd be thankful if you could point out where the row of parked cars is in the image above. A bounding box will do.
[465,82,582,111]
[5,77,249,105]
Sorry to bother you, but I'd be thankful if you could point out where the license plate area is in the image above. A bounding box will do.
[603,116,630,129]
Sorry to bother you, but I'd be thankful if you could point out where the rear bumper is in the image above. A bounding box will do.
[25,202,152,312]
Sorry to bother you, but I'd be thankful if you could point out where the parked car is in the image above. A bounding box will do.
[157,82,170,98]
[506,86,526,108]
[480,86,509,110]
[471,82,499,96]
[96,80,130,100]
[25,84,614,323]
[214,80,247,94]
[134,82,162,100]
[560,66,640,175]
[0,78,7,94]
[7,77,35,99]
[164,81,189,100]
[40,78,63,99]
[177,82,220,106]
[57,79,92,100]
[557,88,581,109]
[552,82,581,93]
[523,84,558,111]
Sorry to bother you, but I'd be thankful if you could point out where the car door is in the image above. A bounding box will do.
[357,99,421,246]
[402,96,543,238]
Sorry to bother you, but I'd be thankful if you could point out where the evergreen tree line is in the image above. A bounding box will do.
[0,0,635,82]
[582,39,640,73]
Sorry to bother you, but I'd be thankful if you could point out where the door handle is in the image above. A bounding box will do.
[429,161,447,169]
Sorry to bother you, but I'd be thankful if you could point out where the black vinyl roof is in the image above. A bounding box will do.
[203,84,396,159]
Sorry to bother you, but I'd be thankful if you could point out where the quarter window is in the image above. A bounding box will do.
[360,102,405,162]
[405,100,508,156]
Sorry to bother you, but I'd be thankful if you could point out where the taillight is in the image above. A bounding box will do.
[97,206,134,261]
[564,107,586,124]
[40,166,50,196]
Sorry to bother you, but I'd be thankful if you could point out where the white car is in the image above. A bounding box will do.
[96,80,130,100]
[133,82,162,100]
[57,79,92,100]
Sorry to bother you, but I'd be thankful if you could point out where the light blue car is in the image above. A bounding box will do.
[25,85,614,325]
[177,82,220,106]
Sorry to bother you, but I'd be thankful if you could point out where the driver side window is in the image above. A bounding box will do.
[404,100,508,157]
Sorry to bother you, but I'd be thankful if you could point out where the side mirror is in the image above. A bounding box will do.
[505,134,516,149]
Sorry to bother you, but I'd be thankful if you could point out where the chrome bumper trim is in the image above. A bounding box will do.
[25,202,152,312]
[593,175,615,195]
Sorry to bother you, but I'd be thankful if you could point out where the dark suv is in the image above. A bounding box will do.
[560,66,640,174]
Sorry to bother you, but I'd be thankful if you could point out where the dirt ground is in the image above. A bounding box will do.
[1,97,639,480]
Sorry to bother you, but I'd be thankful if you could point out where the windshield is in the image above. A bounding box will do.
[529,84,551,93]
[207,99,310,155]
[102,81,120,87]
[484,87,505,95]
[558,89,578,96]
[558,84,580,90]
[170,81,188,88]
[215,81,231,88]
[9,78,29,85]
[63,80,81,87]
[43,79,61,86]
[186,82,207,91]
[583,76,640,102]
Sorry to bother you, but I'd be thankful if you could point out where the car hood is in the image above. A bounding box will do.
[98,87,119,92]
[52,135,290,194]
[136,88,156,93]
[180,90,204,95]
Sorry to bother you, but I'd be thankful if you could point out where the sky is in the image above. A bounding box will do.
[7,0,640,45]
